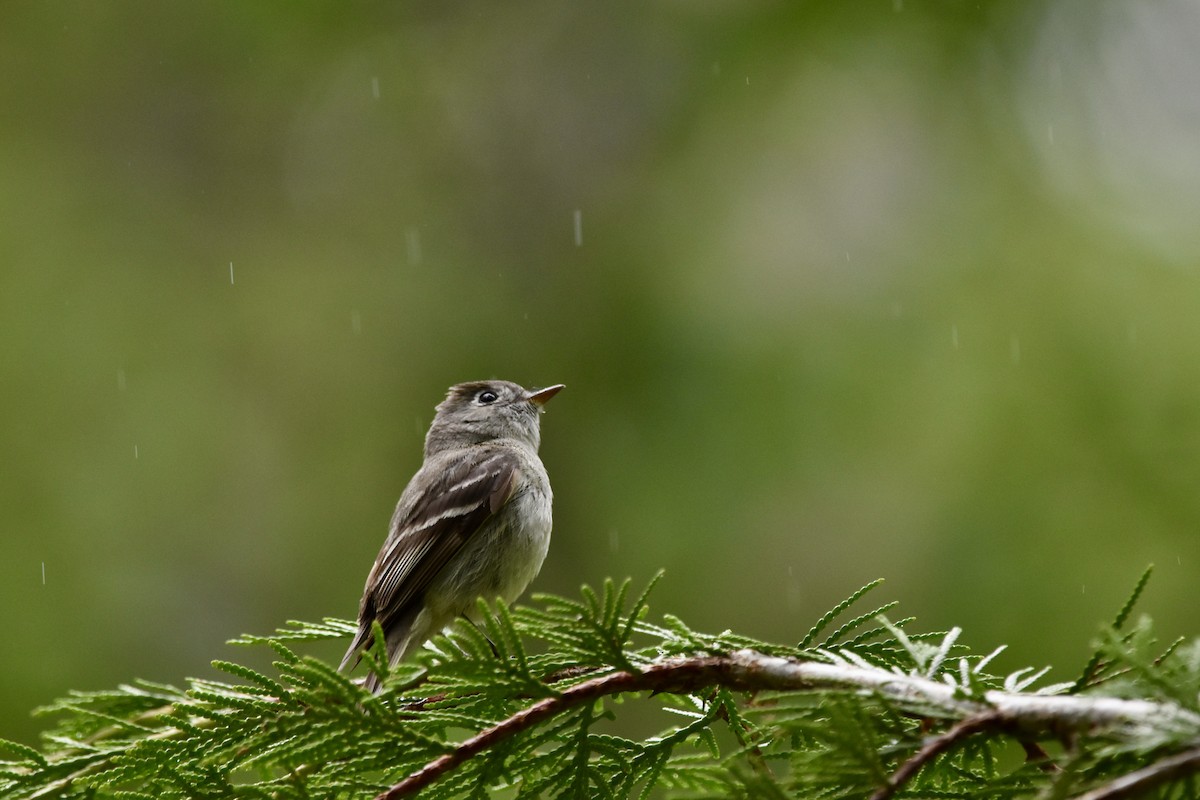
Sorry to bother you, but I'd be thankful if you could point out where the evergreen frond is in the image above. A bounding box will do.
[1072,564,1155,693]
[228,617,357,646]
[4,571,1199,800]
[799,578,885,649]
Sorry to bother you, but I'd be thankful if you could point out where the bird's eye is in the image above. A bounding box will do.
[477,390,499,405]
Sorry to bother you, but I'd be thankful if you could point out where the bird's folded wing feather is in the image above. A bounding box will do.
[366,447,519,630]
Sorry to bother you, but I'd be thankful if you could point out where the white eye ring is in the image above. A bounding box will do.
[477,390,499,405]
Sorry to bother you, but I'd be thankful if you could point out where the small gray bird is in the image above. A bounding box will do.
[340,379,563,692]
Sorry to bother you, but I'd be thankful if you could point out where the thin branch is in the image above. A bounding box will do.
[377,649,1200,798]
[869,712,1002,800]
[736,650,1200,737]
[376,656,734,798]
[1020,740,1062,773]
[1070,746,1200,800]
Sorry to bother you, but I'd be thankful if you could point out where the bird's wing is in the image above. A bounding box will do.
[364,447,519,634]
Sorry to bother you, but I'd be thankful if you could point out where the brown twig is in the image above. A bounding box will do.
[374,649,1200,799]
[1020,739,1061,773]
[541,664,605,684]
[1070,746,1200,800]
[375,657,739,799]
[869,712,1002,800]
[398,692,447,713]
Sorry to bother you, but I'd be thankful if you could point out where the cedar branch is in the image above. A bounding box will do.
[869,712,1002,800]
[1070,747,1200,800]
[377,649,1200,798]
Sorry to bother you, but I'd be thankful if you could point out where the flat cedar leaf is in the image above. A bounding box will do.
[621,570,665,645]
[210,660,285,696]
[0,738,46,767]
[799,578,885,648]
[604,577,630,631]
[1113,565,1154,631]
[1073,565,1155,693]
[818,601,900,648]
[228,617,356,646]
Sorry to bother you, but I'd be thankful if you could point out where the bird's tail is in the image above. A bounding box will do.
[338,628,370,673]
[341,608,424,694]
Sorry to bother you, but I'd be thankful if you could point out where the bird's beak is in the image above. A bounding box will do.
[527,384,564,407]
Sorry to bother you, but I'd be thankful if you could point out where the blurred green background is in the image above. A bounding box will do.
[3,2,1199,745]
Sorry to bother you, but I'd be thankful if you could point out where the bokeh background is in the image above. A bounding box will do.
[3,2,1199,745]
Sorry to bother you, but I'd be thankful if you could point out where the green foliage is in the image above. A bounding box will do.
[1071,564,1156,694]
[2,575,1198,799]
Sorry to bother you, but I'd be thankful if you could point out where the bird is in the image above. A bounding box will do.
[340,379,563,692]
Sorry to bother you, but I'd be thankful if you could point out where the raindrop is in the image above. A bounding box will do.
[573,209,583,247]
[951,325,959,349]
[134,444,139,459]
[371,76,380,99]
[42,561,46,585]
[406,227,422,266]
[229,261,235,285]
[786,572,801,612]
